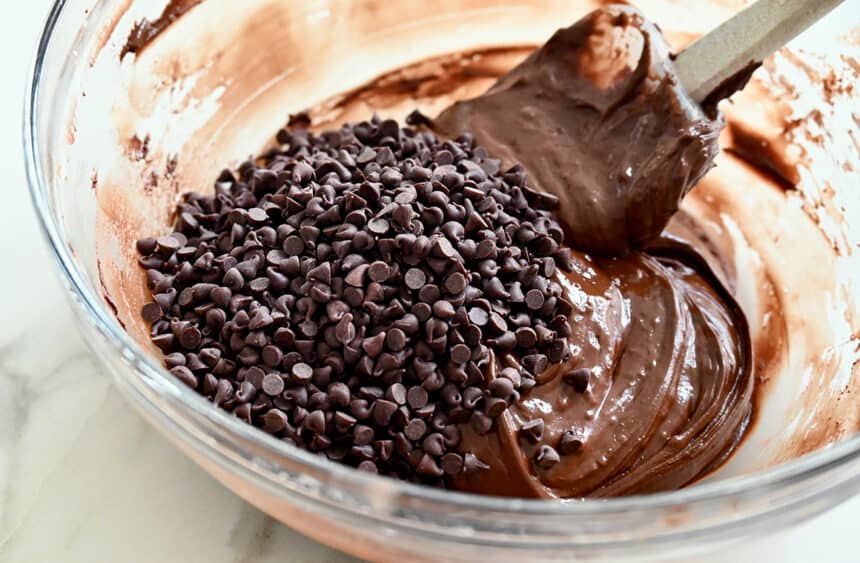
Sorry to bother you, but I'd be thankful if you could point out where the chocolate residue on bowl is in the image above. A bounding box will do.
[120,0,205,60]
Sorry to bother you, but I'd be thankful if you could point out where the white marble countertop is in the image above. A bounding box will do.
[2,2,859,562]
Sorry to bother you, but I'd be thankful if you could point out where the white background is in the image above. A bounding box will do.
[0,1,858,561]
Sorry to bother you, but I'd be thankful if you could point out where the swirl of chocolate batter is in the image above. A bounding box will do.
[434,5,754,497]
[452,239,752,498]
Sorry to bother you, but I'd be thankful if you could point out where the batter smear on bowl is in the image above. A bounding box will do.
[135,5,753,497]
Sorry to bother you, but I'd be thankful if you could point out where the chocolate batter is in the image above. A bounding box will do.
[434,6,722,256]
[435,6,753,497]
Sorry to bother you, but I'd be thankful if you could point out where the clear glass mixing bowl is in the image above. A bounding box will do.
[24,0,860,560]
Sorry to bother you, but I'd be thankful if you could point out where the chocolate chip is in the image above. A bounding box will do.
[534,445,560,469]
[262,373,285,396]
[515,327,538,348]
[522,354,548,375]
[359,332,384,358]
[156,235,180,253]
[264,409,289,433]
[406,386,429,409]
[283,235,305,256]
[335,315,356,344]
[432,301,456,320]
[449,344,471,365]
[464,452,490,473]
[525,289,545,310]
[141,302,161,323]
[305,409,326,434]
[419,284,441,303]
[558,430,584,455]
[484,396,508,417]
[468,307,489,326]
[416,454,444,478]
[357,460,378,473]
[444,272,467,294]
[170,365,197,388]
[368,217,389,234]
[404,268,426,290]
[564,368,591,393]
[345,263,369,287]
[179,324,201,350]
[368,261,391,283]
[372,399,398,426]
[292,362,313,383]
[519,419,544,444]
[422,433,446,456]
[261,345,284,367]
[489,377,515,399]
[137,237,158,255]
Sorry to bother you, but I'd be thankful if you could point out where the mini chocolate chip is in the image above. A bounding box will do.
[519,419,545,444]
[357,460,378,473]
[525,289,545,310]
[467,307,489,326]
[141,302,162,323]
[261,345,284,367]
[386,382,407,405]
[405,418,427,441]
[432,301,456,320]
[283,235,305,256]
[450,344,471,364]
[305,409,326,434]
[170,366,197,388]
[535,445,560,469]
[422,433,445,456]
[368,261,391,283]
[368,217,389,234]
[292,362,313,383]
[407,386,429,409]
[441,453,464,475]
[515,327,538,348]
[404,268,426,290]
[416,454,444,477]
[372,399,398,426]
[262,373,285,396]
[564,368,591,393]
[558,430,584,455]
[444,272,467,294]
[264,409,289,433]
[464,452,490,472]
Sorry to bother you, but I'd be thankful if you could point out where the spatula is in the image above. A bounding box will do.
[674,0,844,104]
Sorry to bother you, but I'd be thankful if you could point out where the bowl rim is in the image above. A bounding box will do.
[23,0,860,522]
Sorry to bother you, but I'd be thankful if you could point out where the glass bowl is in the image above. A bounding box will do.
[24,0,860,560]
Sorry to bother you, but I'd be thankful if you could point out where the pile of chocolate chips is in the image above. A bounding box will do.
[137,114,574,485]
